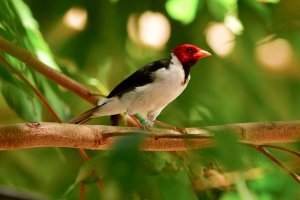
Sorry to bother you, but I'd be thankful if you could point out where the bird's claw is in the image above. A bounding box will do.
[141,125,153,131]
[173,126,188,134]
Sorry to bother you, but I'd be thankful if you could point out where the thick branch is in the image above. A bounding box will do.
[0,121,299,151]
[0,36,98,105]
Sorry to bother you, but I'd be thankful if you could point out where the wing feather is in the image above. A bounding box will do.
[107,59,171,98]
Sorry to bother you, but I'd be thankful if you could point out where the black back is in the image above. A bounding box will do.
[107,59,171,98]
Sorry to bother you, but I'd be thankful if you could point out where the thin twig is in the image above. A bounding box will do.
[97,180,104,191]
[260,144,300,158]
[0,55,61,122]
[80,183,86,200]
[0,36,99,105]
[78,149,90,161]
[250,144,300,184]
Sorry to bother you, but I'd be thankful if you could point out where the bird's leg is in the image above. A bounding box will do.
[154,120,188,134]
[129,114,154,132]
[129,114,144,127]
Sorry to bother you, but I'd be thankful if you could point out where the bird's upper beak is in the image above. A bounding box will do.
[196,50,211,58]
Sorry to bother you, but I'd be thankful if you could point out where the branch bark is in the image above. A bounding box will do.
[0,121,299,151]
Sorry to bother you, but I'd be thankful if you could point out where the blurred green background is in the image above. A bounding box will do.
[0,0,300,199]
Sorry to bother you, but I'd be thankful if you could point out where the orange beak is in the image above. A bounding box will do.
[196,50,211,58]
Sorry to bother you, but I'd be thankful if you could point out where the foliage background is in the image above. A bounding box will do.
[0,0,299,199]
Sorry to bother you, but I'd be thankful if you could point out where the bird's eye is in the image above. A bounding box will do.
[185,47,193,53]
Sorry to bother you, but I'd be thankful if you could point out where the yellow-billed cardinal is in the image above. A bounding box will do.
[69,44,211,125]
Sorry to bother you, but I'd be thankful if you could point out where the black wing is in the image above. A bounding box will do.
[107,58,171,98]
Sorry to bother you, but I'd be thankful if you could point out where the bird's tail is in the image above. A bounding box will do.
[67,106,99,124]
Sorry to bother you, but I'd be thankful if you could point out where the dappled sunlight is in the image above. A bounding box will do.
[127,11,170,49]
[205,23,235,57]
[165,0,199,24]
[63,7,87,31]
[224,14,243,35]
[255,38,293,71]
[45,7,87,49]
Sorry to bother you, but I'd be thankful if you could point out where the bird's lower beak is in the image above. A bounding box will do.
[196,50,211,58]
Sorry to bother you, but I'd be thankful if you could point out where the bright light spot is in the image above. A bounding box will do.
[165,0,199,24]
[138,11,170,48]
[88,78,110,96]
[36,50,59,70]
[224,14,243,34]
[255,38,293,71]
[206,23,235,57]
[63,7,87,31]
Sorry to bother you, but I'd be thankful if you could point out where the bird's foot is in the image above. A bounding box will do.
[129,114,154,126]
[173,126,188,134]
[141,125,153,131]
[129,114,144,127]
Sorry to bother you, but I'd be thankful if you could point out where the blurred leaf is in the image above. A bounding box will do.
[158,164,198,200]
[260,0,280,3]
[213,129,247,170]
[1,79,42,121]
[11,0,59,70]
[207,0,237,21]
[235,173,257,200]
[77,155,107,184]
[61,153,108,198]
[165,0,201,24]
[220,191,240,200]
[240,0,272,25]
[101,135,143,200]
[0,0,67,121]
[139,152,171,174]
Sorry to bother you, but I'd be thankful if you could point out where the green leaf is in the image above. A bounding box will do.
[241,0,272,25]
[104,135,143,200]
[1,81,42,121]
[0,0,67,121]
[139,152,175,175]
[61,154,108,198]
[165,0,201,24]
[213,128,247,170]
[158,163,198,200]
[207,0,238,21]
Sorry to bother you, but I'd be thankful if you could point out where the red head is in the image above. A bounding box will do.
[172,44,211,68]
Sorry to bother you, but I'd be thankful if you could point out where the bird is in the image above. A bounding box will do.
[69,44,211,126]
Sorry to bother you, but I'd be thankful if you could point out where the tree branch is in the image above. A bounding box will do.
[0,36,99,105]
[0,121,299,151]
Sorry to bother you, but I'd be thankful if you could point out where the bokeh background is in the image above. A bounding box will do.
[0,0,300,199]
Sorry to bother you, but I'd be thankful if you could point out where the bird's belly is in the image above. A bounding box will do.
[124,75,189,114]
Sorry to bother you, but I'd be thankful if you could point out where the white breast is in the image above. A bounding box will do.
[125,54,190,115]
